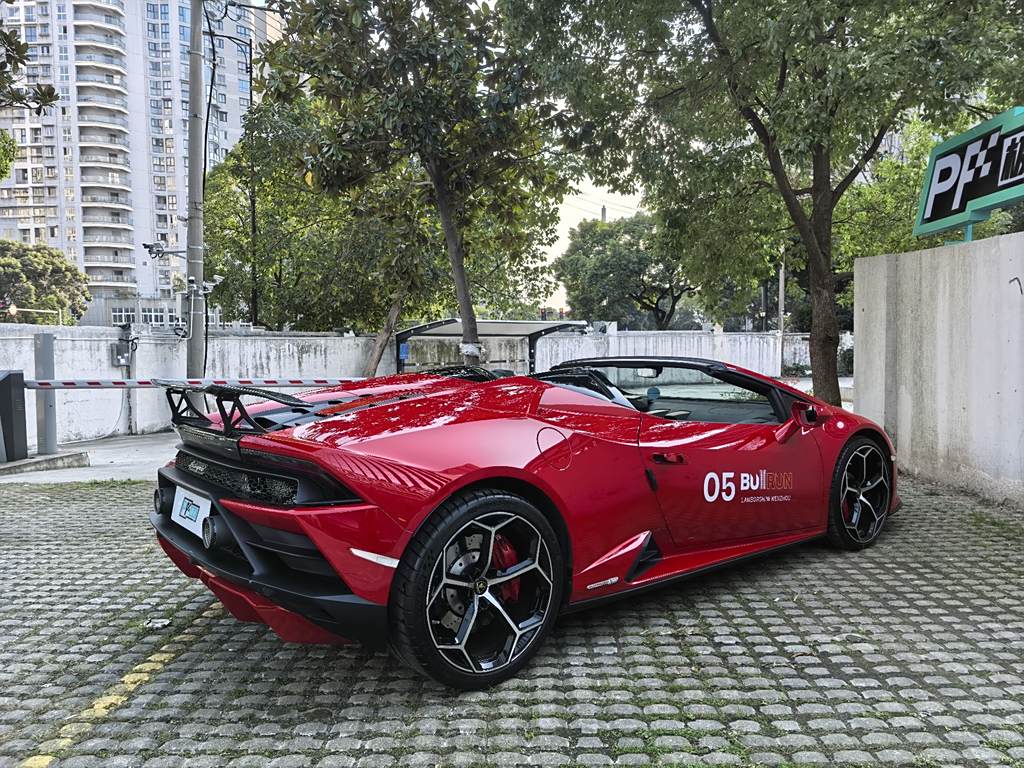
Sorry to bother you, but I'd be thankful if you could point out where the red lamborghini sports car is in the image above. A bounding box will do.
[152,357,899,688]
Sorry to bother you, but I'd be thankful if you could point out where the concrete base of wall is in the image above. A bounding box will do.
[855,231,1024,507]
[0,450,90,476]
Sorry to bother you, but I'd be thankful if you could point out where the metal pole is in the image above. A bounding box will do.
[34,333,57,455]
[778,259,786,376]
[186,0,207,379]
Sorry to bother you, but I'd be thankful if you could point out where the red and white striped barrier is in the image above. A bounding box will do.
[23,377,362,390]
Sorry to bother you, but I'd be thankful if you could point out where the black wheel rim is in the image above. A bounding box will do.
[840,444,891,543]
[426,512,554,675]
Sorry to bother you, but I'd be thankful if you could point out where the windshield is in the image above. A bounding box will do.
[588,366,767,402]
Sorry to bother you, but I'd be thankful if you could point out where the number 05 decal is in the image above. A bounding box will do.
[703,471,736,502]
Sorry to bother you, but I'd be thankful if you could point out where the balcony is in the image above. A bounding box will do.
[76,53,127,72]
[77,94,129,113]
[77,113,128,130]
[74,13,125,32]
[79,153,129,168]
[74,33,125,52]
[81,194,131,207]
[84,253,134,265]
[83,234,133,244]
[76,73,127,91]
[78,135,128,148]
[82,214,132,225]
[87,273,137,287]
[73,0,126,11]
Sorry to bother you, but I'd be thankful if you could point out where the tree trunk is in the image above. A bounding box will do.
[249,261,259,326]
[807,145,842,406]
[363,288,405,378]
[427,161,480,366]
[807,258,841,405]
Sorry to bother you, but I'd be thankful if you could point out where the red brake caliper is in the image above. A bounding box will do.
[491,534,520,603]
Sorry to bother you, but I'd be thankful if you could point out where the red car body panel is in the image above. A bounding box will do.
[154,362,899,645]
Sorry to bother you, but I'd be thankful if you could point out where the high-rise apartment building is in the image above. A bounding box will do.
[0,0,274,326]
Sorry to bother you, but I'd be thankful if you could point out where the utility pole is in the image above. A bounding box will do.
[186,0,206,377]
[778,259,786,376]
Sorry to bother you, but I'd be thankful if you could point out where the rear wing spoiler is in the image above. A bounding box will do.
[154,379,306,438]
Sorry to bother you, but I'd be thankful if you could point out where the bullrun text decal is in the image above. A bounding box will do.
[703,470,794,504]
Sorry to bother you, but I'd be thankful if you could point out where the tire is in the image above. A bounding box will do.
[389,489,565,689]
[826,435,893,550]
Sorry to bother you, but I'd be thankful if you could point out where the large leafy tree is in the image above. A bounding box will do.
[205,96,560,372]
[554,214,697,329]
[263,0,568,364]
[508,0,1017,404]
[0,241,90,324]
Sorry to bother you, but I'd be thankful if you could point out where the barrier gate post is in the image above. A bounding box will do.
[34,332,57,456]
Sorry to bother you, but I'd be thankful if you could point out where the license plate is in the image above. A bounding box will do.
[171,486,212,539]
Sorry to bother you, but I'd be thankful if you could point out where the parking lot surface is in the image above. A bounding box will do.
[1,477,1022,767]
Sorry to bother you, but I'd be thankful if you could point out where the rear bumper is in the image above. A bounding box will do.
[152,465,390,647]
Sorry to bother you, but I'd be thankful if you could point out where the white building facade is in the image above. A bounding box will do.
[0,0,272,326]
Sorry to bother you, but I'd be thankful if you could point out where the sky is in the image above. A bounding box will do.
[543,179,644,309]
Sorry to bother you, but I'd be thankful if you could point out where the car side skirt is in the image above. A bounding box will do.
[564,530,824,614]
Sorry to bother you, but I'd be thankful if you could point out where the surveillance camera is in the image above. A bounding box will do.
[187,275,196,284]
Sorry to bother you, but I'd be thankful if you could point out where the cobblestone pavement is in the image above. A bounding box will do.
[1,477,1022,767]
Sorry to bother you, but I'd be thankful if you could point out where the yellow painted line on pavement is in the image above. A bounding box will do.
[17,604,222,768]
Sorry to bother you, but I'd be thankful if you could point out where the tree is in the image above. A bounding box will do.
[264,0,568,364]
[508,0,1017,404]
[0,2,58,181]
[555,214,696,329]
[0,240,90,323]
[205,96,561,372]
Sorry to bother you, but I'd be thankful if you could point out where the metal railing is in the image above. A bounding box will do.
[83,234,133,243]
[82,214,133,224]
[76,53,127,68]
[74,14,125,30]
[73,0,126,10]
[84,254,134,264]
[86,274,137,283]
[77,114,128,127]
[79,135,129,147]
[81,194,131,205]
[76,73,126,87]
[74,33,126,49]
[79,153,130,167]
[77,94,129,109]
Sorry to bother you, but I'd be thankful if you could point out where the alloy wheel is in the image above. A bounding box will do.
[839,444,891,543]
[426,511,554,674]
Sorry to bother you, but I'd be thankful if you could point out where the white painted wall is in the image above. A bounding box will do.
[1,322,819,450]
[855,231,1024,505]
[0,324,383,450]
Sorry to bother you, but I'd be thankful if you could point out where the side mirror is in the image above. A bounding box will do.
[634,367,661,379]
[792,401,819,427]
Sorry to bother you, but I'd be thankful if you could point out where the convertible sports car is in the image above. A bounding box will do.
[152,357,899,688]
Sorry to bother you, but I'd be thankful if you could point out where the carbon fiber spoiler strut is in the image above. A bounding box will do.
[154,379,307,437]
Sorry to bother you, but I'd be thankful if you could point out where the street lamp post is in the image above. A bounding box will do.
[186,0,207,378]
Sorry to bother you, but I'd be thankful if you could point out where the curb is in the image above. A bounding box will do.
[0,450,91,477]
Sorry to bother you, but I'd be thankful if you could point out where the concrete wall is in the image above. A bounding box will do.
[1,321,818,450]
[534,330,817,377]
[0,324,383,450]
[855,231,1024,505]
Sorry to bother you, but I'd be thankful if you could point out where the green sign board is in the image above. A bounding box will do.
[914,106,1024,237]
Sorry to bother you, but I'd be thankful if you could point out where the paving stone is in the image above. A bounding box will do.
[0,477,1022,766]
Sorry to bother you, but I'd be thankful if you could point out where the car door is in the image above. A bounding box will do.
[639,403,825,550]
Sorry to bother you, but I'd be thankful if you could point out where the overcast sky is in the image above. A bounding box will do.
[543,179,644,309]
